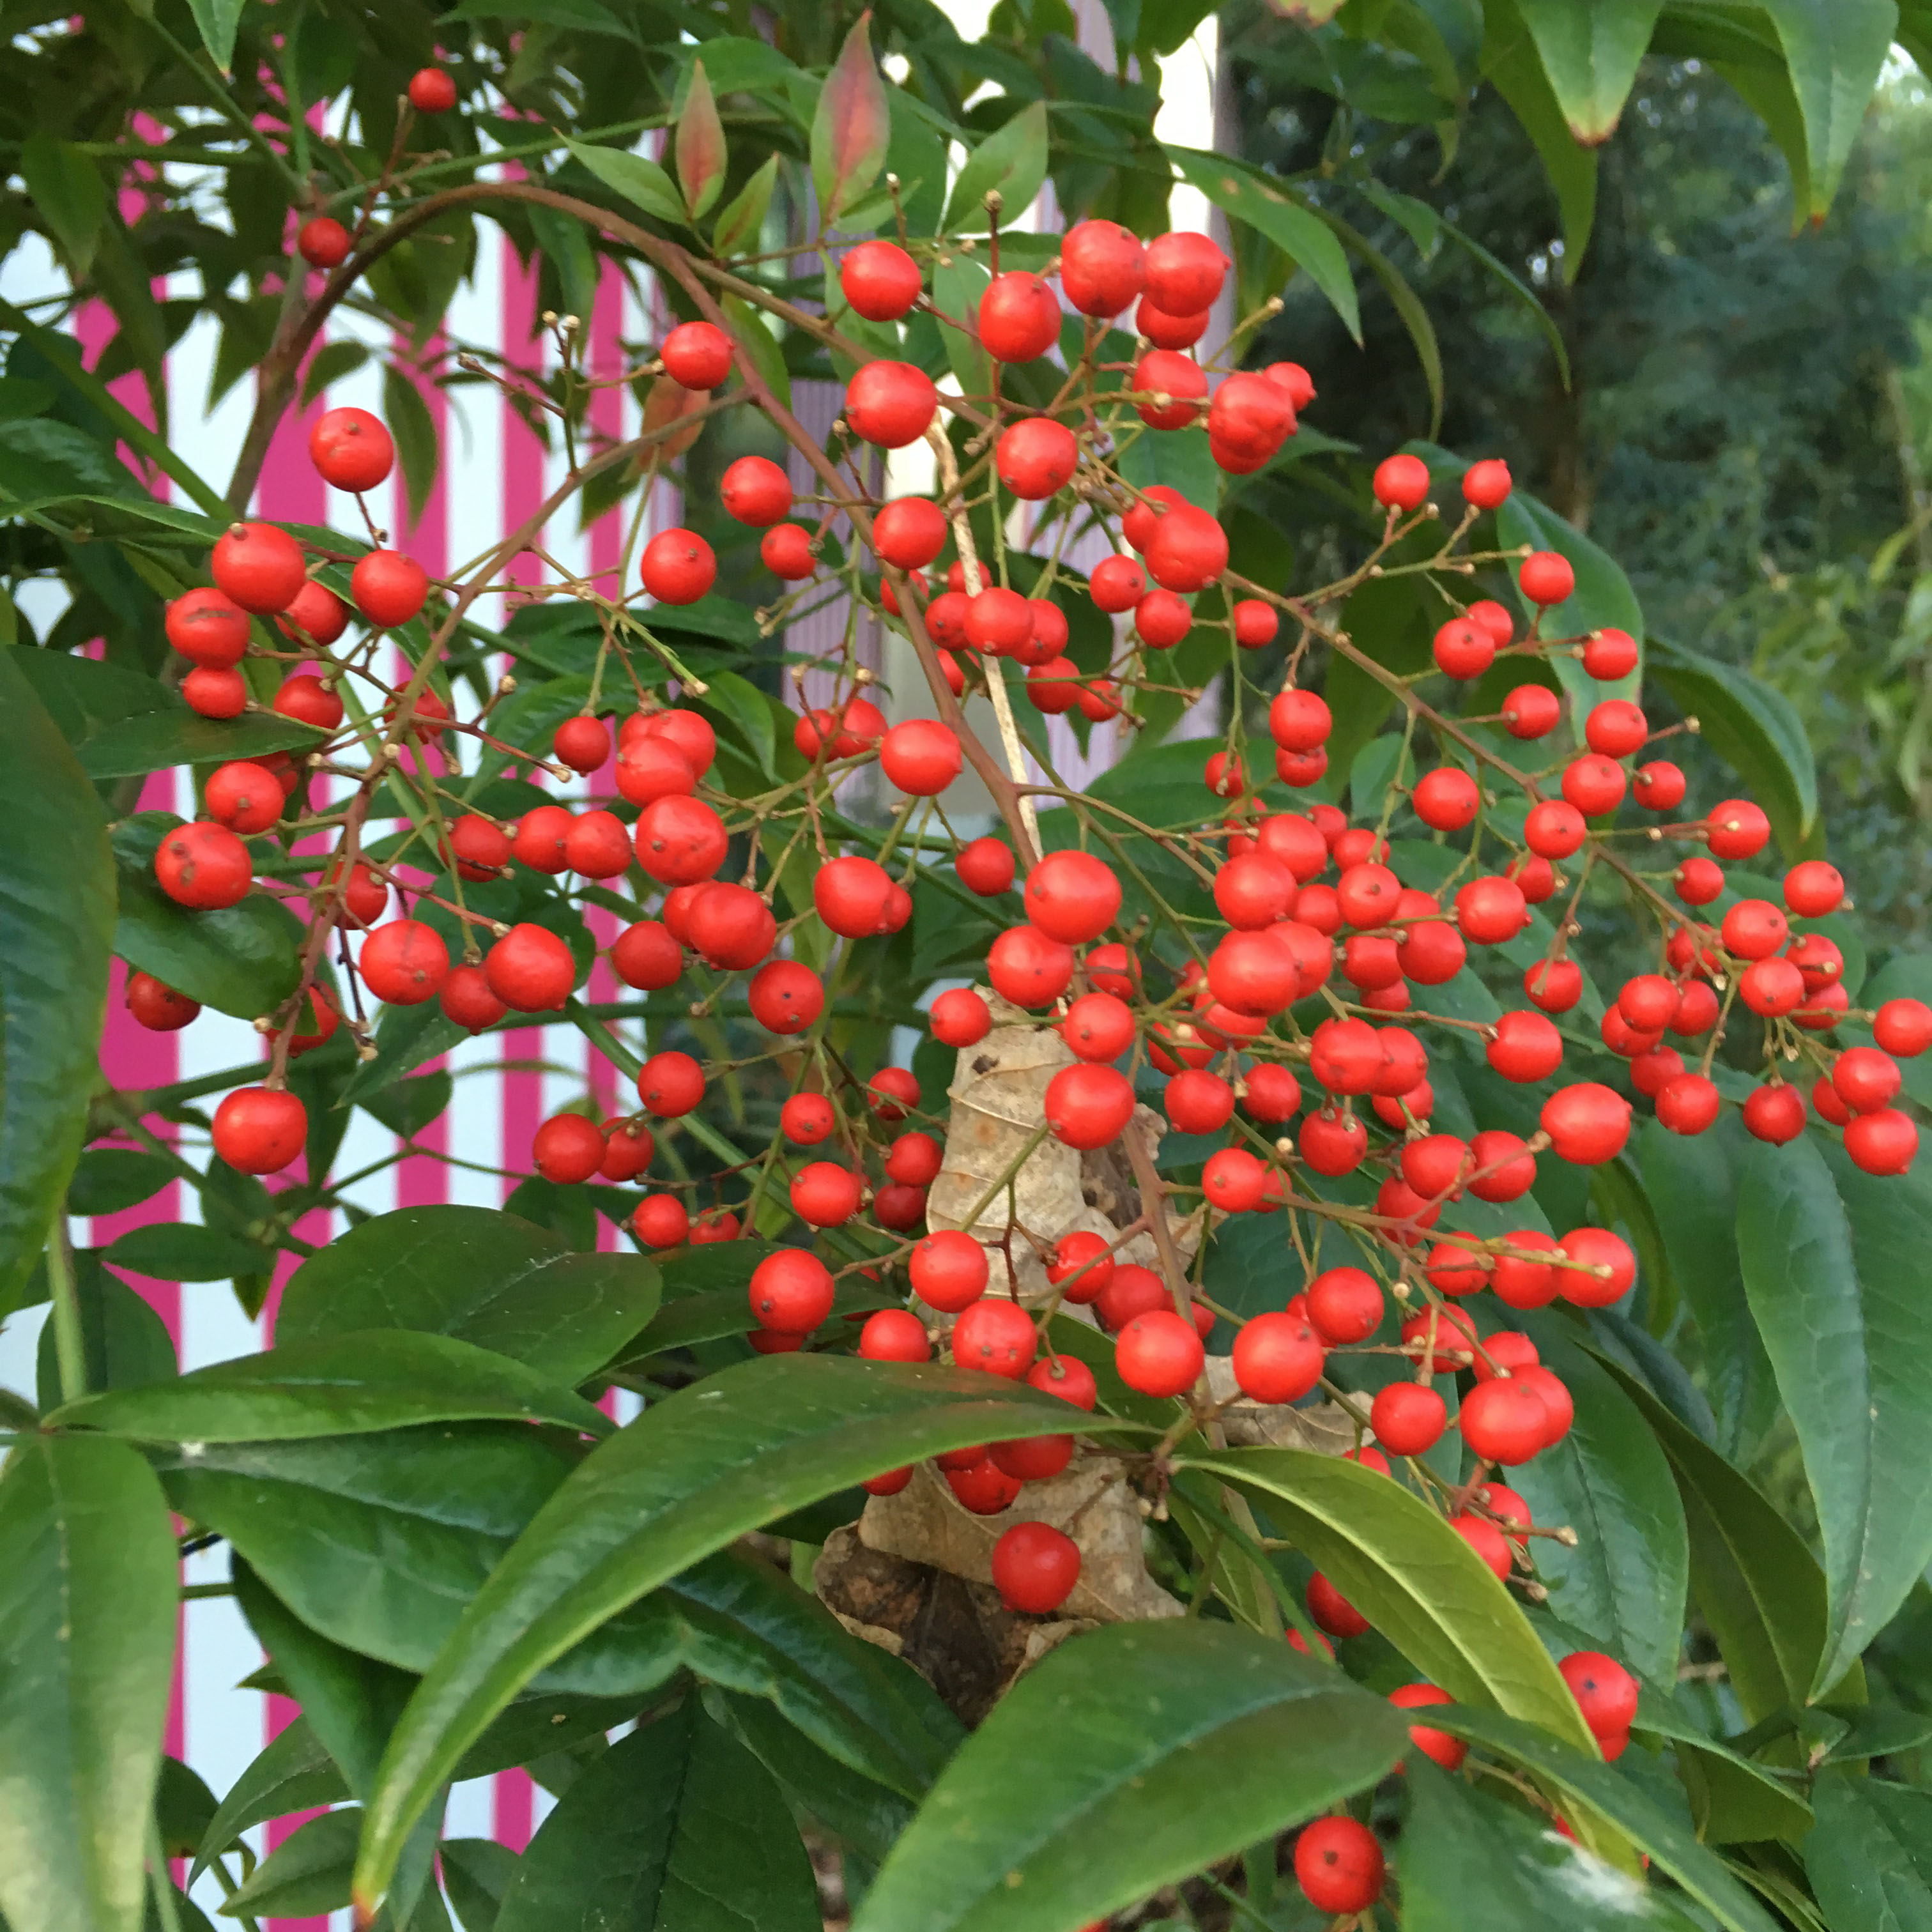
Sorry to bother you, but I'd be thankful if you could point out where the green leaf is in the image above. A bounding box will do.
[1638,1114,1777,1462]
[1318,208,1443,434]
[711,153,779,257]
[0,653,113,1310]
[1595,1356,1853,1724]
[1183,1446,1599,1750]
[382,366,441,530]
[565,141,685,224]
[19,135,107,275]
[1436,215,1574,388]
[851,1621,1406,1932]
[1163,146,1360,341]
[47,1330,612,1442]
[1647,638,1818,857]
[192,1721,348,1885]
[75,707,328,781]
[1513,1,1664,143]
[185,0,247,73]
[1508,1317,1689,1685]
[675,59,728,219]
[355,1356,1133,1906]
[1483,0,1600,273]
[443,1839,521,1932]
[945,100,1050,233]
[222,1807,359,1918]
[1805,1775,1932,1928]
[103,1223,273,1283]
[1738,1138,1932,1696]
[300,340,371,408]
[33,1263,175,1413]
[1433,1708,1781,1932]
[67,1149,175,1218]
[111,813,302,1020]
[1402,1758,1705,1931]
[1758,1,1898,220]
[496,1698,818,1931]
[356,1070,454,1142]
[811,14,892,226]
[275,1205,661,1384]
[718,293,790,411]
[0,1435,178,1932]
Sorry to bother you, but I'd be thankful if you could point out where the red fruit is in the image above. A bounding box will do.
[599,1120,653,1182]
[1039,1234,1110,1308]
[1243,1064,1302,1123]
[1558,1225,1636,1306]
[1202,1147,1268,1213]
[1025,851,1122,946]
[1519,549,1575,606]
[1140,505,1225,595]
[1134,588,1193,649]
[1373,453,1430,510]
[761,524,815,580]
[1295,1817,1384,1915]
[1486,1009,1563,1084]
[1876,998,1932,1057]
[1390,1684,1467,1770]
[532,1113,604,1184]
[1400,1304,1478,1374]
[809,855,891,939]
[213,523,307,613]
[1060,218,1146,316]
[1044,1063,1135,1149]
[154,821,252,910]
[1455,875,1528,946]
[1132,349,1208,430]
[634,1054,706,1126]
[640,527,717,604]
[744,959,823,1036]
[870,500,946,576]
[1062,992,1135,1063]
[1224,601,1278,654]
[840,238,923,320]
[1460,1377,1549,1466]
[483,924,575,1013]
[1094,1265,1169,1336]
[408,65,457,112]
[564,809,632,880]
[309,406,394,493]
[989,1432,1073,1482]
[204,761,284,835]
[297,215,350,268]
[1462,459,1512,509]
[1524,799,1586,861]
[1137,296,1208,349]
[791,1161,861,1227]
[1225,1310,1322,1404]
[980,272,1062,363]
[859,1309,931,1363]
[507,808,569,878]
[946,1457,1023,1515]
[608,921,680,993]
[1706,798,1771,860]
[1502,684,1562,740]
[867,1066,920,1125]
[1307,1570,1369,1641]
[270,674,342,733]
[659,319,732,390]
[1028,1354,1099,1410]
[348,549,427,628]
[995,417,1079,500]
[1428,615,1494,682]
[1632,759,1686,811]
[990,1522,1082,1613]
[1524,958,1582,1015]
[1371,1381,1448,1456]
[613,733,696,806]
[1560,1652,1639,1739]
[1413,767,1480,832]
[749,1250,834,1333]
[1722,898,1789,961]
[166,586,252,668]
[686,883,776,972]
[1834,1046,1902,1114]
[989,924,1076,1008]
[910,1230,989,1313]
[1563,753,1627,816]
[1268,689,1331,755]
[1300,1107,1367,1176]
[126,972,199,1032]
[1115,1307,1204,1397]
[930,986,992,1048]
[1144,231,1227,314]
[880,719,962,795]
[781,1093,836,1145]
[553,715,611,774]
[1846,1108,1919,1175]
[847,360,939,447]
[964,585,1034,657]
[718,454,792,527]
[1780,859,1844,919]
[885,1132,943,1188]
[1402,1133,1472,1203]
[1542,1084,1632,1165]
[211,1087,308,1175]
[952,1296,1037,1378]
[1743,1082,1807,1144]
[1740,957,1805,1018]
[356,920,448,1006]
[634,795,728,885]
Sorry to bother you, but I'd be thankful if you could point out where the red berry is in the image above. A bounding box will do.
[126,972,199,1032]
[533,1113,604,1184]
[1503,683,1562,739]
[990,1521,1081,1613]
[297,216,351,269]
[981,271,1062,364]
[847,360,938,448]
[634,795,728,885]
[1541,1083,1632,1165]
[880,719,962,795]
[1634,760,1686,809]
[1390,1684,1466,1769]
[988,924,1076,1008]
[309,406,394,492]
[213,522,307,613]
[484,923,576,1013]
[1743,1082,1807,1144]
[951,1296,1037,1378]
[1876,998,1932,1057]
[167,586,252,668]
[1845,1108,1919,1175]
[1025,851,1122,945]
[1583,627,1639,678]
[1046,1233,1114,1306]
[641,527,717,604]
[1115,1307,1204,1397]
[1142,503,1227,593]
[211,1087,308,1175]
[1460,1376,1550,1466]
[154,821,252,910]
[610,920,682,992]
[1519,549,1575,605]
[1370,1380,1447,1455]
[638,1050,705,1117]
[746,959,824,1035]
[749,1250,834,1333]
[1558,1225,1636,1305]
[930,986,992,1047]
[1834,1045,1901,1114]
[995,418,1079,501]
[1373,453,1429,510]
[781,1093,836,1145]
[910,1230,988,1313]
[841,240,923,320]
[859,1309,931,1362]
[1144,231,1227,314]
[1060,219,1146,316]
[359,920,450,1005]
[661,319,733,390]
[351,549,428,627]
[1462,459,1512,509]
[1559,1651,1639,1739]
[1044,1064,1135,1149]
[553,715,611,772]
[1230,1310,1325,1402]
[1563,753,1627,816]
[408,66,457,113]
[1706,799,1771,861]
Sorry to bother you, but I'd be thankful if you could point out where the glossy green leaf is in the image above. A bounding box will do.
[946,100,1050,233]
[20,135,107,275]
[932,251,994,398]
[1805,1775,1932,1929]
[1402,1758,1704,1931]
[1595,1357,1852,1723]
[1509,1317,1689,1685]
[811,17,891,226]
[1759,1,1898,219]
[382,365,441,530]
[565,141,684,224]
[1647,639,1818,856]
[496,1699,820,1932]
[1184,1446,1598,1750]
[277,1205,661,1384]
[1483,0,1600,272]
[192,1720,348,1884]
[355,1356,1133,1906]
[1164,146,1361,341]
[0,652,113,1310]
[49,1330,611,1441]
[222,1807,360,1918]
[1430,1708,1780,1932]
[711,153,779,258]
[33,1262,175,1414]
[1638,1114,1778,1462]
[443,1839,521,1932]
[1738,1138,1932,1696]
[0,1435,178,1932]
[103,1222,273,1283]
[75,707,326,781]
[852,1621,1406,1932]
[1514,1,1663,142]
[186,0,246,73]
[111,813,302,1019]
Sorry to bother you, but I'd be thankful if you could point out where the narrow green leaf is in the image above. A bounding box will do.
[1317,208,1443,434]
[1805,1775,1932,1929]
[100,1222,272,1286]
[443,1839,521,1932]
[47,1331,613,1442]
[1483,0,1600,273]
[192,1721,348,1885]
[222,1808,360,1918]
[496,1700,820,1931]
[944,100,1050,234]
[1431,1708,1781,1932]
[20,135,108,275]
[675,59,728,219]
[811,14,892,226]
[381,366,441,530]
[711,153,779,257]
[1738,1138,1932,1695]
[0,1436,178,1932]
[354,1356,1135,1907]
[276,1204,661,1384]
[1434,216,1573,390]
[185,0,247,73]
[1514,0,1664,142]
[1183,1445,1598,1751]
[719,293,791,411]
[1164,146,1361,341]
[33,1263,175,1414]
[75,707,327,781]
[300,340,371,408]
[1758,0,1898,220]
[0,652,113,1308]
[851,1621,1406,1932]
[566,140,685,225]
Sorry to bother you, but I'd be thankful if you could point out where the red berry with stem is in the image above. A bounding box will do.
[1116,1307,1205,1397]
[126,972,199,1032]
[749,1250,834,1333]
[1230,1310,1325,1402]
[1294,1817,1385,1915]
[532,1114,605,1184]
[1370,1380,1447,1455]
[841,240,923,320]
[990,1521,1082,1613]
[211,1087,308,1175]
[309,406,394,491]
[213,522,307,613]
[951,1296,1037,1378]
[910,1230,989,1313]
[660,319,733,390]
